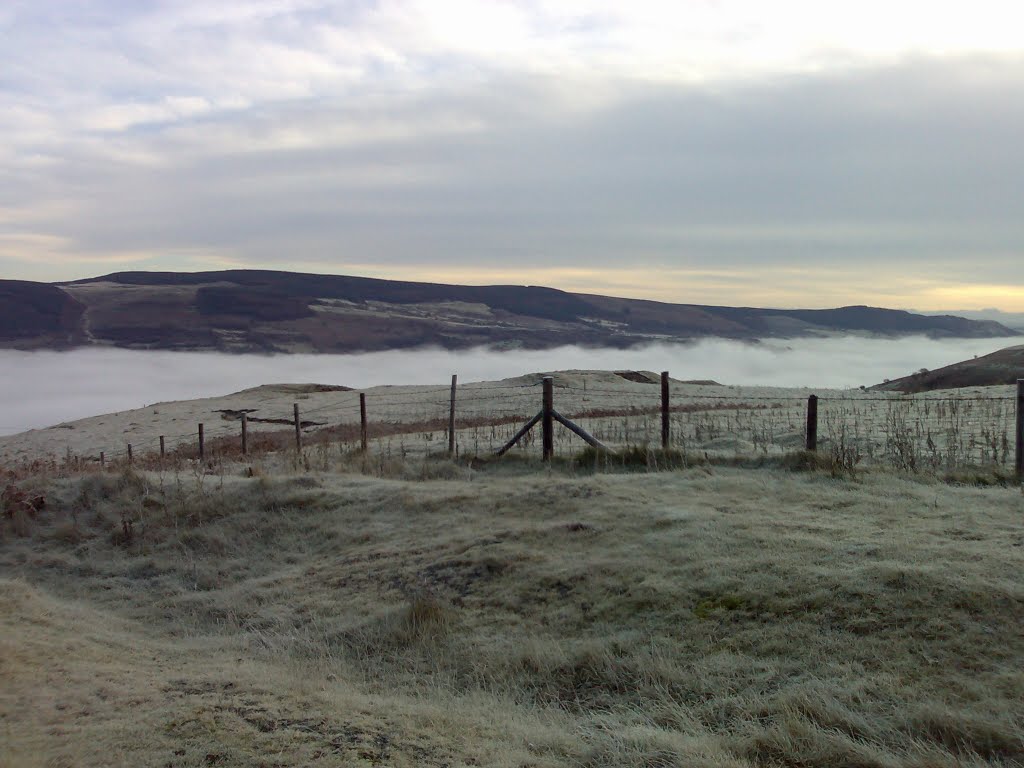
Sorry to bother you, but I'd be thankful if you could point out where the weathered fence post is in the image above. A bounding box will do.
[100,451,105,469]
[127,444,133,464]
[198,424,205,459]
[360,393,368,452]
[542,376,554,461]
[449,374,457,457]
[661,371,670,450]
[159,435,165,459]
[293,403,302,452]
[1016,379,1023,480]
[805,395,818,452]
[241,413,248,456]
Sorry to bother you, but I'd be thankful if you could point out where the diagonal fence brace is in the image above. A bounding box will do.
[551,409,609,451]
[495,411,543,456]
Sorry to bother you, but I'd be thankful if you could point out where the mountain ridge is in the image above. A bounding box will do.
[0,269,1014,353]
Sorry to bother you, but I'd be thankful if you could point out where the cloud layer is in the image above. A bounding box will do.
[2,2,1023,309]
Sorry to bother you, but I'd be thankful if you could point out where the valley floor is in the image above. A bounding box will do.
[2,460,1022,767]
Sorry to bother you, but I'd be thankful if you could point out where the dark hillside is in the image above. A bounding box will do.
[8,269,1010,353]
[0,281,84,348]
[69,271,602,323]
[709,305,1012,337]
[872,344,1024,392]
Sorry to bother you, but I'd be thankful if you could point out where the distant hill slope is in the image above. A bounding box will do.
[916,308,1024,332]
[872,344,1024,392]
[0,280,85,348]
[0,270,1015,353]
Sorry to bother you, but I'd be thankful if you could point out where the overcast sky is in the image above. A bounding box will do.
[3,1,1023,310]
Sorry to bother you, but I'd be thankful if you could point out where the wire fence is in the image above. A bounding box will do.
[2,373,1021,478]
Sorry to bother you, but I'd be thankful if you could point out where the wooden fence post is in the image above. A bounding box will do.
[542,376,554,461]
[241,413,248,456]
[293,403,302,452]
[805,395,818,452]
[159,435,165,459]
[360,393,368,452]
[449,374,457,457]
[127,444,133,464]
[1016,379,1023,480]
[198,424,205,460]
[661,371,670,450]
[100,451,105,469]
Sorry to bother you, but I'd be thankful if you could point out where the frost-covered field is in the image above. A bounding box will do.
[4,335,1022,436]
[0,370,1016,474]
[2,460,1022,767]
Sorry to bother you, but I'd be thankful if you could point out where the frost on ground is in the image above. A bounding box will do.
[2,458,1022,767]
[0,370,1016,475]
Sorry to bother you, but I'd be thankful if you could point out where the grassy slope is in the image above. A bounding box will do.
[2,461,1023,767]
[873,345,1024,392]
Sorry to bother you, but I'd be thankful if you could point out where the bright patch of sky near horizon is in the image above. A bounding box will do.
[1,337,1021,436]
[2,2,1023,310]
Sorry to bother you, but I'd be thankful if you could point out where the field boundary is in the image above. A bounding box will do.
[5,374,1023,479]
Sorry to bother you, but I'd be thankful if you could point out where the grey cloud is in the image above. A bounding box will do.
[37,62,1024,255]
[4,54,1024,288]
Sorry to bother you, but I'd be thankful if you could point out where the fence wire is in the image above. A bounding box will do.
[2,378,1018,476]
[818,397,1015,471]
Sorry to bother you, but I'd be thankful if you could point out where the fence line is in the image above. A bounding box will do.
[4,375,1022,479]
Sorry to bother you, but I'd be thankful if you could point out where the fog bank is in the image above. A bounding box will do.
[2,336,1021,435]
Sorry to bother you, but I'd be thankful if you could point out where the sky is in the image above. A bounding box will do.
[2,1,1023,311]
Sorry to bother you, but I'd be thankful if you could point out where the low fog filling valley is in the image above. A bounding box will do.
[3,335,1022,435]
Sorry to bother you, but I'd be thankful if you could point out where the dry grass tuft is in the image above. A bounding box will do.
[400,590,454,641]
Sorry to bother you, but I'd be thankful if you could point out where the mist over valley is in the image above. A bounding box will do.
[3,335,1021,436]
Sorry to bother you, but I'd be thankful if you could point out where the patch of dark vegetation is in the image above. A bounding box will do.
[196,286,316,321]
[418,557,509,598]
[574,445,688,472]
[693,593,749,619]
[97,325,220,349]
[0,280,85,346]
[216,411,327,428]
[781,449,837,473]
[563,521,596,533]
[614,371,656,384]
[941,466,1019,487]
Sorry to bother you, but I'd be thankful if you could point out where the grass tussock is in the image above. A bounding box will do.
[575,445,690,472]
[1,457,1022,767]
